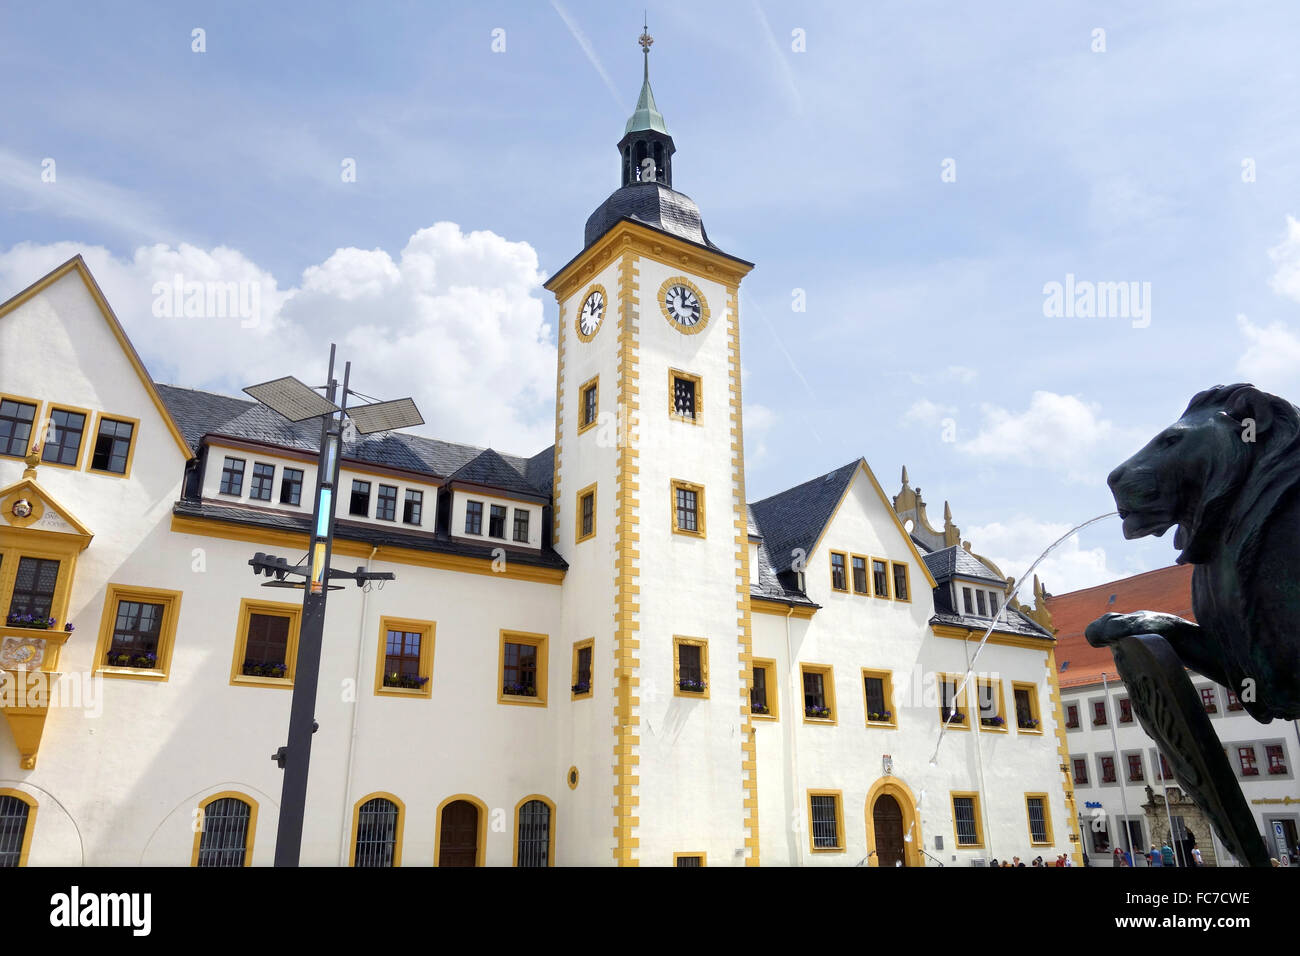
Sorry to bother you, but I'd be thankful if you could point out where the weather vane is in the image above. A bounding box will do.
[639,16,653,53]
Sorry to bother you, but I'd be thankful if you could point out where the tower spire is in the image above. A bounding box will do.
[619,19,674,188]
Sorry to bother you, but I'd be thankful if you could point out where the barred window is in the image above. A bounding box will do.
[354,797,400,867]
[810,794,840,849]
[219,457,245,496]
[675,854,703,867]
[675,487,697,533]
[953,796,979,845]
[672,375,696,419]
[0,794,34,867]
[196,797,253,867]
[249,462,275,501]
[1027,796,1048,844]
[516,799,551,867]
[41,408,86,465]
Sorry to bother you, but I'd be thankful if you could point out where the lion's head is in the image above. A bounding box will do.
[1107,384,1300,563]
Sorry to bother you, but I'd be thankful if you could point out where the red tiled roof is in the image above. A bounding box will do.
[1044,564,1195,689]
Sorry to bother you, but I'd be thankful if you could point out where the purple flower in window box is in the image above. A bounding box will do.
[6,612,56,630]
[571,680,591,694]
[942,709,966,723]
[868,711,892,722]
[65,623,74,632]
[1018,717,1040,729]
[980,715,1005,727]
[805,705,832,719]
[751,702,769,715]
[678,678,707,693]
[384,673,428,690]
[503,682,536,697]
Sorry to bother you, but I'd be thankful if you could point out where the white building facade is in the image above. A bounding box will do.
[0,42,1081,867]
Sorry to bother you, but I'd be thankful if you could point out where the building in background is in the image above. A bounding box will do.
[1045,565,1299,867]
[0,33,1078,867]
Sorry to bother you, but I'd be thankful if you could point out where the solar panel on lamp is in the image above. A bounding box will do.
[348,397,423,435]
[243,376,340,422]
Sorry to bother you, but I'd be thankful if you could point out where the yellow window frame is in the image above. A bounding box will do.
[229,597,302,689]
[93,583,184,682]
[37,402,94,471]
[891,561,911,602]
[575,482,597,543]
[673,635,709,698]
[807,789,846,853]
[191,791,258,867]
[350,791,405,867]
[670,479,706,538]
[577,375,599,435]
[800,662,837,723]
[512,794,557,867]
[498,629,549,707]
[1025,792,1054,846]
[750,657,778,720]
[976,677,1007,732]
[861,668,896,727]
[950,790,985,847]
[871,557,891,599]
[374,616,435,699]
[1013,681,1044,734]
[667,368,703,425]
[673,851,707,866]
[828,550,848,593]
[571,637,594,700]
[849,553,869,595]
[85,411,141,480]
[938,671,970,731]
[0,392,43,461]
[0,788,37,866]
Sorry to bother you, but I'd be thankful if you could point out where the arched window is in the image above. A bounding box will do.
[353,794,403,867]
[0,790,37,867]
[514,796,554,867]
[192,793,257,867]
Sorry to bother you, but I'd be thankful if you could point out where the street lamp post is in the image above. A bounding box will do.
[242,344,422,866]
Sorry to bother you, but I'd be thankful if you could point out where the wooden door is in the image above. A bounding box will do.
[873,794,906,867]
[439,800,479,867]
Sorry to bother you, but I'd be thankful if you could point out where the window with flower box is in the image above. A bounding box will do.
[1153,750,1174,781]
[674,636,709,697]
[1065,703,1079,729]
[499,630,548,706]
[1092,700,1108,726]
[939,673,968,728]
[1199,687,1218,714]
[230,599,301,688]
[1119,698,1133,723]
[808,790,845,852]
[1238,746,1258,776]
[1266,744,1287,775]
[750,658,777,718]
[862,669,894,726]
[1225,687,1243,712]
[93,584,183,681]
[571,638,593,699]
[1099,754,1116,784]
[977,677,1006,730]
[374,617,434,698]
[1072,757,1089,785]
[801,663,836,722]
[6,556,60,623]
[1013,683,1041,732]
[1126,753,1144,782]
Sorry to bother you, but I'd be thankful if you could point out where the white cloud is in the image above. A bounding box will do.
[901,398,956,427]
[1268,214,1300,303]
[1234,313,1300,396]
[0,223,557,455]
[965,516,1133,597]
[744,402,776,465]
[958,391,1127,483]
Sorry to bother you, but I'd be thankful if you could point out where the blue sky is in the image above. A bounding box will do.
[4,0,1300,593]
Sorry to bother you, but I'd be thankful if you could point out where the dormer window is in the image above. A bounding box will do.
[962,587,974,614]
[250,463,275,502]
[976,591,988,617]
[350,480,371,517]
[489,505,507,538]
[403,490,423,526]
[376,485,397,522]
[219,457,246,496]
[280,468,303,506]
[464,500,484,535]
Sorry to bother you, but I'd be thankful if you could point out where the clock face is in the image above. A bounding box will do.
[664,283,703,328]
[577,287,605,340]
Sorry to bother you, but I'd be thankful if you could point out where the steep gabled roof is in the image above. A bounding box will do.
[0,255,194,461]
[749,461,860,575]
[448,447,545,500]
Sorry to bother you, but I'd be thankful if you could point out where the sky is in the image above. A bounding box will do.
[4,0,1300,596]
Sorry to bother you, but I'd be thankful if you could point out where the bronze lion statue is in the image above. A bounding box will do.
[1087,383,1300,722]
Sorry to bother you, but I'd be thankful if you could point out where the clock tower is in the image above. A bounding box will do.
[545,27,759,866]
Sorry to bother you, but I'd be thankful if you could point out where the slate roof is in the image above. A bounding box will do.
[173,499,567,572]
[923,545,1007,586]
[930,608,1055,641]
[1045,564,1195,688]
[748,460,860,576]
[584,182,723,252]
[156,383,550,492]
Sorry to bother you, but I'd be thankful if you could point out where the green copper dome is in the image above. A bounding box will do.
[625,25,668,135]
